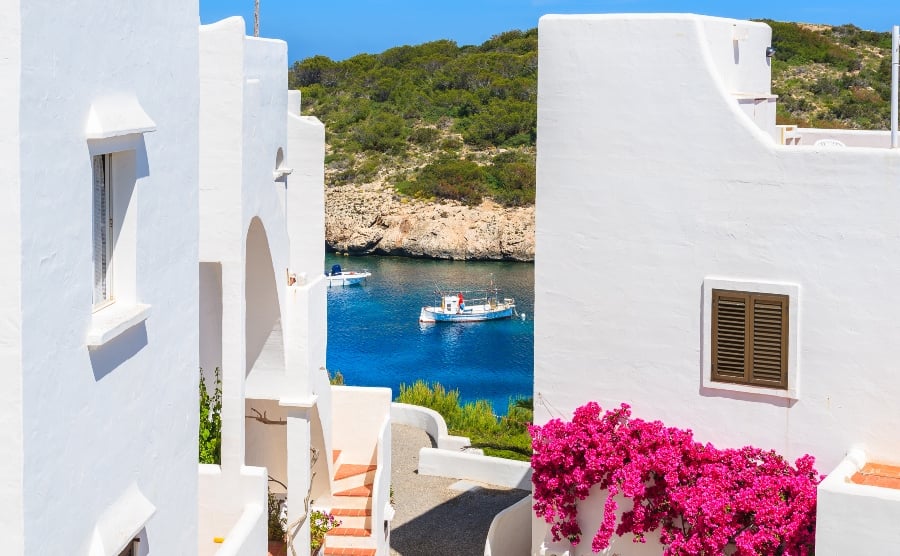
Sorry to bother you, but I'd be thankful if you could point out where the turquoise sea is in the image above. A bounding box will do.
[325,253,534,415]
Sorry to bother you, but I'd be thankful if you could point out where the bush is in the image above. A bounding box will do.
[531,402,821,554]
[397,158,487,205]
[267,489,286,542]
[396,380,532,460]
[199,367,222,464]
[310,510,340,552]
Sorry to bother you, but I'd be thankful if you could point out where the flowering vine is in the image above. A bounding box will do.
[529,402,821,555]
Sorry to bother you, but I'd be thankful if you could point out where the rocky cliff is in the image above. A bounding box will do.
[325,182,534,261]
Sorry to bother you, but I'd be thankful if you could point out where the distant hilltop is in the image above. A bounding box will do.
[294,21,895,260]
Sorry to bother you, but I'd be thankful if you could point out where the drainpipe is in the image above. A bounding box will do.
[892,25,898,148]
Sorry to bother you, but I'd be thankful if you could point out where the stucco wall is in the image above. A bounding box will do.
[16,1,200,553]
[0,1,24,550]
[535,14,900,551]
[815,449,900,554]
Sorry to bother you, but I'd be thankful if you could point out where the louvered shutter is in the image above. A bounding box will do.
[92,155,110,306]
[711,289,789,389]
[748,294,788,388]
[711,290,749,383]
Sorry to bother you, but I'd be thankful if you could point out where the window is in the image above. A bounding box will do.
[85,144,151,349]
[93,154,114,308]
[711,289,788,389]
[118,538,139,556]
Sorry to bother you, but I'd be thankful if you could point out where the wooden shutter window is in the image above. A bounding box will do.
[711,289,788,390]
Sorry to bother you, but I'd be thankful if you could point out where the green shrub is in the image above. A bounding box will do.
[267,489,286,542]
[199,367,222,465]
[398,158,487,205]
[396,380,533,461]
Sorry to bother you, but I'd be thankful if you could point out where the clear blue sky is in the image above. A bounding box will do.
[199,1,900,63]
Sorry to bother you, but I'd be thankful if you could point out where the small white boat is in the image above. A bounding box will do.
[326,264,371,287]
[419,286,516,323]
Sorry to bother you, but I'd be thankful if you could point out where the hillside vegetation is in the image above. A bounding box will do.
[290,22,897,206]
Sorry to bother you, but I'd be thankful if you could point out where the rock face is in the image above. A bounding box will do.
[325,183,535,261]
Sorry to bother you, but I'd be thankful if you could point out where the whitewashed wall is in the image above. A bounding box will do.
[0,1,24,551]
[535,12,900,553]
[13,0,200,553]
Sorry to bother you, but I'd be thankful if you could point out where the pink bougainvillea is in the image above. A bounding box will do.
[529,403,821,555]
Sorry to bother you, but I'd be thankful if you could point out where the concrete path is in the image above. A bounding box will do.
[389,424,530,556]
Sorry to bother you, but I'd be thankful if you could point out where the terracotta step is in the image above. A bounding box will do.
[322,548,376,556]
[332,450,342,464]
[334,484,372,497]
[331,508,372,517]
[327,526,371,537]
[334,464,377,481]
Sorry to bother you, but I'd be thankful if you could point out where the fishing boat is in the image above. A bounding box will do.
[325,264,371,287]
[419,286,516,323]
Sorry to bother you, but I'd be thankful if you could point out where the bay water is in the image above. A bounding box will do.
[325,253,534,415]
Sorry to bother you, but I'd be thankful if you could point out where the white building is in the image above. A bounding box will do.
[1,0,200,554]
[1,4,391,555]
[535,13,900,556]
[197,17,392,556]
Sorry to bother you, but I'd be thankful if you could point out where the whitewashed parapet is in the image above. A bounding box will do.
[390,402,473,451]
[816,448,900,554]
[484,495,533,556]
[418,448,531,490]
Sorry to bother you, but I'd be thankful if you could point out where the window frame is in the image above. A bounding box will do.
[92,153,115,310]
[702,278,800,400]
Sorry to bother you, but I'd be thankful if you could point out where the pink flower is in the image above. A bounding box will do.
[530,403,821,555]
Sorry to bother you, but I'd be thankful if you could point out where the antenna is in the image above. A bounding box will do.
[253,0,260,37]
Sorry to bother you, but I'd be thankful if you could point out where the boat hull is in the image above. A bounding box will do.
[419,304,515,323]
[326,272,370,287]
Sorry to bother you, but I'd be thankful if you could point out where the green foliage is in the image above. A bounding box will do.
[310,509,340,552]
[762,20,858,69]
[765,20,896,129]
[199,367,222,465]
[396,380,533,461]
[267,489,286,542]
[485,151,535,206]
[328,369,345,385]
[397,158,487,205]
[291,29,537,205]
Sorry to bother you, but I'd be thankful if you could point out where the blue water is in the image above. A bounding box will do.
[325,254,534,415]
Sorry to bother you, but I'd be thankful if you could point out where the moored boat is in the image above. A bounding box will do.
[325,264,371,287]
[419,286,516,322]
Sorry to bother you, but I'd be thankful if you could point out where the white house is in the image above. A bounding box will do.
[535,14,900,555]
[0,0,200,554]
[197,17,392,556]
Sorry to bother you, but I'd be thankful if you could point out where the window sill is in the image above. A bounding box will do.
[88,483,155,556]
[701,378,798,401]
[87,303,151,349]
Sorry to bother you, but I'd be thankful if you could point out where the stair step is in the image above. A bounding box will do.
[332,450,342,464]
[331,508,372,517]
[334,464,377,481]
[329,514,369,530]
[334,485,373,497]
[327,527,371,537]
[322,548,376,556]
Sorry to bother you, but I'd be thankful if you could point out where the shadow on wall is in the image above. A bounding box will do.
[89,322,148,381]
[390,487,529,556]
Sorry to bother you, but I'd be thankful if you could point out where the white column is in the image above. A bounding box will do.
[285,408,313,556]
[220,260,247,471]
